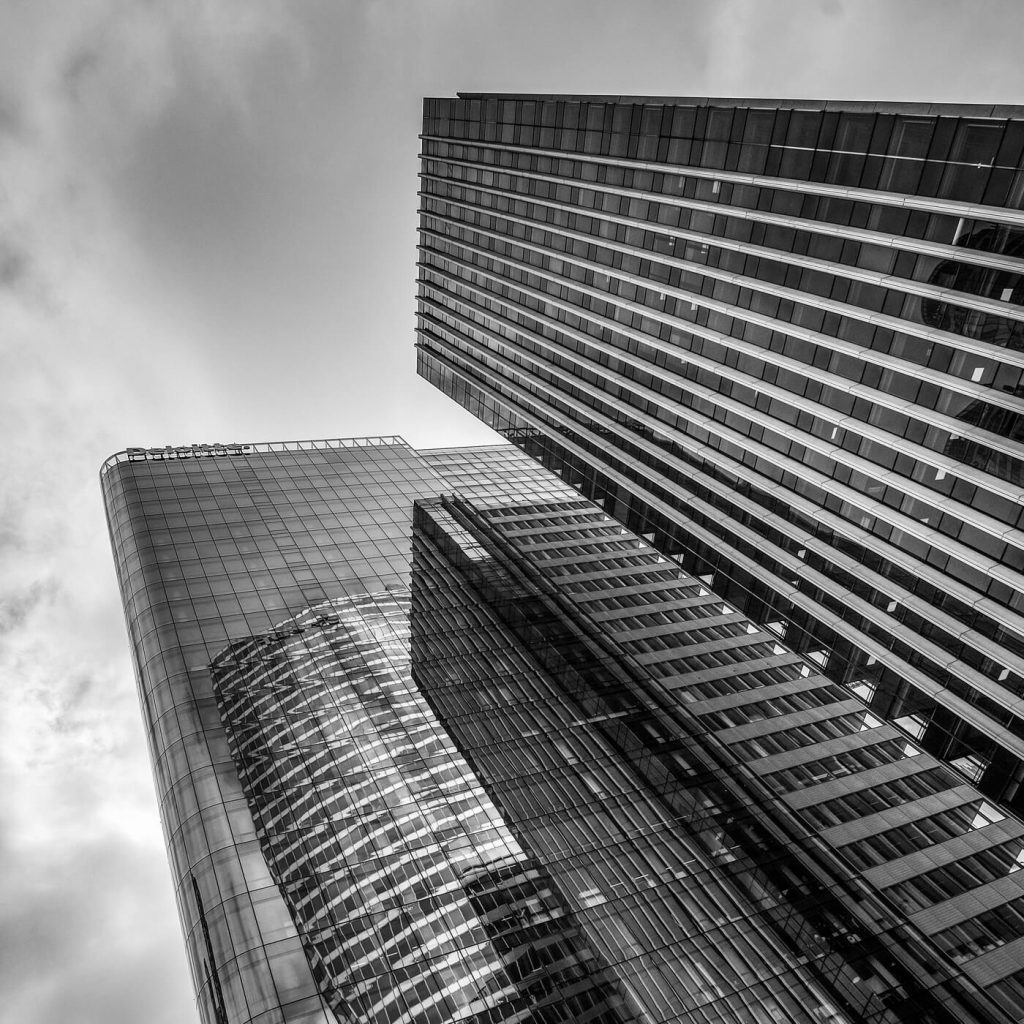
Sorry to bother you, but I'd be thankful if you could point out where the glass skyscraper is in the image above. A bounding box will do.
[415,94,1024,818]
[101,438,586,1024]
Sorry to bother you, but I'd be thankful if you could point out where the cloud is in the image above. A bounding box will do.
[0,239,30,290]
[0,0,299,293]
[0,579,59,636]
[0,832,188,1024]
[0,4,302,1023]
[1,3,1023,1024]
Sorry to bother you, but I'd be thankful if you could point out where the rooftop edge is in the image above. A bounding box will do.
[99,435,412,476]
[445,94,1024,119]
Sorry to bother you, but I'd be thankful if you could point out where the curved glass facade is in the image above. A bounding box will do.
[100,439,578,1024]
[211,590,639,1023]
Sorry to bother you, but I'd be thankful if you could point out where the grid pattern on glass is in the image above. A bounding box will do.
[410,494,1024,1024]
[416,95,1024,819]
[100,439,580,1024]
[412,503,860,1024]
[211,591,640,1024]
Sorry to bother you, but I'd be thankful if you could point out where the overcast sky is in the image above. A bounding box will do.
[1,2,1023,1022]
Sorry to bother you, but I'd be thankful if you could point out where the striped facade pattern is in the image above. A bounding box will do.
[211,592,636,1024]
[415,95,1024,814]
[411,493,1024,1022]
[100,439,582,1024]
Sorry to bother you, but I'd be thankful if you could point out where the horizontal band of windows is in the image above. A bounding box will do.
[914,876,1024,939]
[531,540,656,564]
[587,595,724,622]
[963,932,1024,988]
[713,699,869,746]
[747,726,910,776]
[612,612,746,643]
[625,631,773,665]
[868,817,1024,889]
[662,653,806,690]
[421,134,1024,229]
[534,561,682,586]
[421,216,1024,412]
[483,523,604,543]
[421,152,1024,277]
[420,345,1024,762]
[782,755,945,811]
[823,783,981,848]
[679,675,832,715]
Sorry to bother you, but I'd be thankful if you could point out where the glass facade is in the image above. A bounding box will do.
[210,591,637,1024]
[100,438,580,1024]
[415,94,1024,815]
[409,493,1024,1021]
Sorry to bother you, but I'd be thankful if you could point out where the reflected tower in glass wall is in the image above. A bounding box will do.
[409,492,1024,1022]
[210,590,640,1024]
[100,438,583,1024]
[416,95,1024,814]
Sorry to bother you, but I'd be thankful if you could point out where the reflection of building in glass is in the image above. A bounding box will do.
[100,438,578,1024]
[921,228,1024,349]
[943,387,1024,488]
[416,95,1024,815]
[210,591,640,1024]
[410,493,1024,1022]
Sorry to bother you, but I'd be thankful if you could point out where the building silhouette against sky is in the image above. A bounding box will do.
[415,94,1024,817]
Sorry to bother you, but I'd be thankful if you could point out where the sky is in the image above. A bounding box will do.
[1,1,1022,1022]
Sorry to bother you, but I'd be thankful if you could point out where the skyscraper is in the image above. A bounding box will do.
[101,438,590,1024]
[415,94,1024,815]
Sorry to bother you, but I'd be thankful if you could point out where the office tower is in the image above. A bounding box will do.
[415,94,1024,816]
[101,438,598,1024]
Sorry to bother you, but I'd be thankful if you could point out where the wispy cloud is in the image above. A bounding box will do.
[1,2,1023,1023]
[0,4,300,1023]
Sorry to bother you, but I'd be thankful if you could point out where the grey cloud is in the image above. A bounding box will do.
[0,578,59,635]
[0,88,21,138]
[61,46,102,103]
[0,835,192,1024]
[0,238,32,292]
[50,675,98,735]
